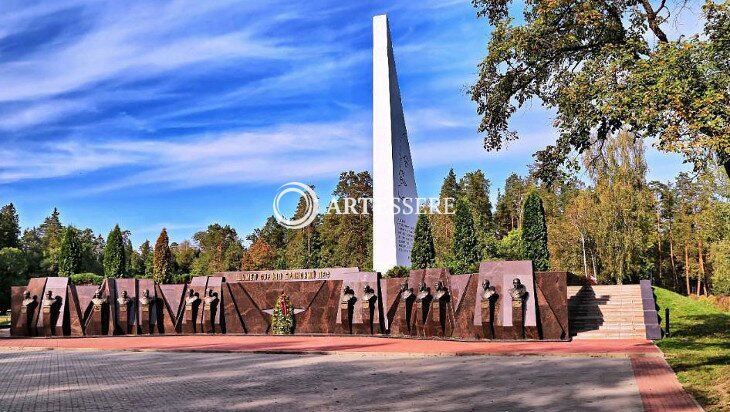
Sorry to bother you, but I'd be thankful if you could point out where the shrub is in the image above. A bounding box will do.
[411,213,436,269]
[383,265,410,278]
[69,273,104,285]
[170,273,195,284]
[521,190,549,271]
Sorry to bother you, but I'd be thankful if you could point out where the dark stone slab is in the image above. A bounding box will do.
[36,277,69,337]
[199,277,222,333]
[335,272,382,335]
[183,277,207,333]
[137,279,157,334]
[535,272,569,340]
[157,284,186,333]
[11,278,45,336]
[114,278,136,335]
[639,280,662,340]
[66,285,84,336]
[228,283,269,334]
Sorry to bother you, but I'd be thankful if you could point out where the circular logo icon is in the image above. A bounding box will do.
[272,182,319,229]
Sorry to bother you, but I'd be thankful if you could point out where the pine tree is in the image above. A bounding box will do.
[39,208,63,276]
[103,225,126,278]
[153,228,173,284]
[460,170,493,234]
[432,169,463,264]
[58,227,82,276]
[0,203,20,248]
[521,189,550,271]
[411,213,436,269]
[452,199,480,274]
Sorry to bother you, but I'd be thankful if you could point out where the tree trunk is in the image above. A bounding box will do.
[668,222,678,291]
[698,238,709,296]
[656,206,662,283]
[579,232,589,280]
[684,244,691,296]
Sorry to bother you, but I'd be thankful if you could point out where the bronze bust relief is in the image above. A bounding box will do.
[434,281,448,301]
[91,289,105,310]
[139,289,153,307]
[341,285,356,304]
[508,278,527,305]
[400,282,413,300]
[185,289,199,307]
[481,280,497,301]
[21,291,34,313]
[203,289,218,307]
[117,290,131,311]
[416,281,430,301]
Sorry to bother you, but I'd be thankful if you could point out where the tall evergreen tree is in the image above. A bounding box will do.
[103,225,126,278]
[411,213,436,269]
[58,227,82,277]
[39,208,63,276]
[0,203,20,248]
[191,224,243,275]
[452,199,480,274]
[432,169,463,264]
[521,190,550,271]
[153,228,173,284]
[460,170,494,234]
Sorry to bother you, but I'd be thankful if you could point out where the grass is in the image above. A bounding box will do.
[654,287,730,412]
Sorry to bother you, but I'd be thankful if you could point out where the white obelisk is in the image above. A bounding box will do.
[372,15,418,274]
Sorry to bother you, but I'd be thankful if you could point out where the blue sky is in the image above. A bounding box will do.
[0,0,699,246]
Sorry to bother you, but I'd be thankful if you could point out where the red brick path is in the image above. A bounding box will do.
[631,357,702,411]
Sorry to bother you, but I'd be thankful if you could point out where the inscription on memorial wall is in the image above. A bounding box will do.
[233,270,332,282]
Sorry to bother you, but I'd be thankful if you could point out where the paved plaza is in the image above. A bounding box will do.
[0,349,645,411]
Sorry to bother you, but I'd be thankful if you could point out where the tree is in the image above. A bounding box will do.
[521,190,550,271]
[452,199,480,274]
[0,203,20,248]
[411,213,436,269]
[286,190,322,269]
[191,224,243,275]
[153,228,173,284]
[319,171,373,269]
[58,227,82,277]
[38,208,63,276]
[431,169,463,264]
[585,132,653,284]
[470,0,730,182]
[460,170,493,234]
[241,238,276,271]
[172,240,197,275]
[494,174,527,237]
[0,248,27,310]
[103,225,126,278]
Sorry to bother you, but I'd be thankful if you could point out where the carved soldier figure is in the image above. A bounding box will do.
[21,291,34,314]
[117,290,131,311]
[509,278,527,307]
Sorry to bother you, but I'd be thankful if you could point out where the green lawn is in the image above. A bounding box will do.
[654,287,730,411]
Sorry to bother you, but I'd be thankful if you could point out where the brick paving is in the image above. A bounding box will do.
[0,335,700,411]
[0,350,644,411]
[631,357,702,411]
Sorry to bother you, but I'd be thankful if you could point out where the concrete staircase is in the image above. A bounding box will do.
[568,284,647,339]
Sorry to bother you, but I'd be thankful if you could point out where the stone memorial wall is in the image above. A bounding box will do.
[10,261,567,340]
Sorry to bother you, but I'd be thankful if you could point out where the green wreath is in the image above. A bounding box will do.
[272,292,295,335]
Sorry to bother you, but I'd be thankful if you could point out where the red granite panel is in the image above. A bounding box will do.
[66,285,84,336]
[114,278,136,335]
[11,278,45,336]
[535,272,569,340]
[36,277,69,336]
[221,282,245,333]
[138,279,156,334]
[229,283,269,334]
[155,284,184,333]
